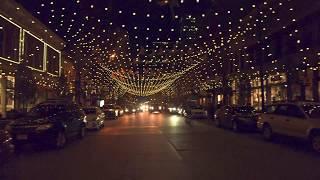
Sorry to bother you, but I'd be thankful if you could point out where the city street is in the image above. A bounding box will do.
[0,1,320,180]
[1,112,320,180]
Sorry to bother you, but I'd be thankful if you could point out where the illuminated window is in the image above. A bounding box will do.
[24,32,44,70]
[0,15,20,62]
[268,73,287,103]
[47,46,60,75]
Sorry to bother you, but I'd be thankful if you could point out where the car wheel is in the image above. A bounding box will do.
[55,131,67,148]
[262,125,273,141]
[215,118,221,128]
[311,135,320,153]
[79,126,86,138]
[232,121,240,132]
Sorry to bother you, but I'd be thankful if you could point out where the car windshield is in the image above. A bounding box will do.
[234,107,255,114]
[83,108,96,114]
[28,104,66,118]
[302,104,320,119]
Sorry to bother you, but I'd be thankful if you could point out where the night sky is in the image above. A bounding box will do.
[13,0,274,96]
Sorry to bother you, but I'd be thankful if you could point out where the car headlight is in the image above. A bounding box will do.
[36,124,53,131]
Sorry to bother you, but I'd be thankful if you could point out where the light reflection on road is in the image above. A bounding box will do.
[109,112,186,128]
[168,115,180,127]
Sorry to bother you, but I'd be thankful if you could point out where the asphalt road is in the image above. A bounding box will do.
[1,112,320,180]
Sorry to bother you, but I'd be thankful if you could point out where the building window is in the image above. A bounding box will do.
[304,70,314,101]
[250,77,267,110]
[47,46,60,75]
[268,73,287,103]
[6,89,14,111]
[24,32,44,70]
[0,15,20,62]
[6,76,14,89]
[217,94,223,104]
[6,76,15,111]
[231,80,239,105]
[0,76,15,114]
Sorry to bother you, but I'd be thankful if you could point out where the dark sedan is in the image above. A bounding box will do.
[9,99,86,149]
[214,106,258,132]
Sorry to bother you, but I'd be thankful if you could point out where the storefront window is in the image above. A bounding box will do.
[0,75,15,113]
[231,80,239,105]
[7,76,14,89]
[217,94,223,104]
[268,73,287,103]
[0,15,20,62]
[6,89,14,111]
[6,76,14,110]
[251,88,262,110]
[251,77,267,110]
[0,76,15,113]
[270,86,287,102]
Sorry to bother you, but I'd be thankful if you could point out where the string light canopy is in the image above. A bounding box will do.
[13,0,319,97]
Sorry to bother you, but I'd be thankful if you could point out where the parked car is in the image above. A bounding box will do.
[103,104,119,119]
[214,106,258,131]
[257,102,320,153]
[9,99,86,149]
[0,128,14,167]
[83,107,105,130]
[185,105,208,119]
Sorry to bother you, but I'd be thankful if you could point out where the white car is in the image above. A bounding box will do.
[257,102,320,153]
[186,105,208,119]
[83,107,105,130]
